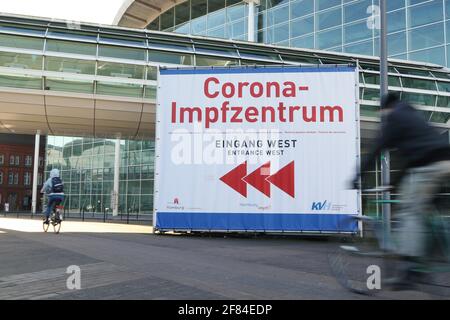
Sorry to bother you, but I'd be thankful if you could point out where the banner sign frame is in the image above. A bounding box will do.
[153,65,361,234]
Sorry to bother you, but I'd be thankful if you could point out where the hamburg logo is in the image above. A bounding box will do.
[220,161,295,198]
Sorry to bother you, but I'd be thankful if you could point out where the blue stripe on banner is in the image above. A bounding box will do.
[156,212,359,232]
[159,66,356,76]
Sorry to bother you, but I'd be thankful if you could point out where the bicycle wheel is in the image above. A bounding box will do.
[328,240,387,295]
[53,212,61,234]
[413,267,450,298]
[43,220,50,232]
[413,216,450,298]
[53,221,61,234]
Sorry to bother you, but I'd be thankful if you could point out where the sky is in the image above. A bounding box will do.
[0,0,127,25]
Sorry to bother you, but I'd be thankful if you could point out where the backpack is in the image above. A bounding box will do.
[51,176,64,193]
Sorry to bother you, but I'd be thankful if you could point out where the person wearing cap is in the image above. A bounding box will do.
[352,93,450,287]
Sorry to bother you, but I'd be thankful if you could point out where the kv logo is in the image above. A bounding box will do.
[311,200,332,211]
[220,161,295,198]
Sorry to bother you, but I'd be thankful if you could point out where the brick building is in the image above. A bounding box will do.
[0,134,46,212]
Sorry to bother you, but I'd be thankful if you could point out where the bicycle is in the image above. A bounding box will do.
[43,201,63,234]
[328,187,450,298]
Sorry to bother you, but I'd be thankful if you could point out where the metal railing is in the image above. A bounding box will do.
[1,207,152,225]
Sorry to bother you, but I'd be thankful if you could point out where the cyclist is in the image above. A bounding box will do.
[352,93,450,286]
[41,168,64,224]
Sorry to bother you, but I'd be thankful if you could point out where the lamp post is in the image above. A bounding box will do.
[379,0,391,248]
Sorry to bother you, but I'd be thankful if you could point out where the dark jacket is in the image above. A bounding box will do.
[359,102,450,185]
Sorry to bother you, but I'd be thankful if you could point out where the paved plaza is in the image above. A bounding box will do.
[0,217,447,300]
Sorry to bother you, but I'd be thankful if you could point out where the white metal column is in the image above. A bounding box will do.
[31,130,40,214]
[113,138,121,216]
[246,0,259,42]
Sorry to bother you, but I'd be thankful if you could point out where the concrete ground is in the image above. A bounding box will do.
[0,217,448,300]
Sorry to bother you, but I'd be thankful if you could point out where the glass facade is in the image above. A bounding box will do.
[149,0,248,40]
[0,13,449,220]
[150,0,450,68]
[45,136,154,216]
[0,12,448,125]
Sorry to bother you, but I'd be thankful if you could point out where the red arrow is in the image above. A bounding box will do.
[267,161,295,198]
[243,162,271,197]
[220,161,247,197]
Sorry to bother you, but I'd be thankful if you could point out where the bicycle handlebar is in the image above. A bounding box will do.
[362,186,394,193]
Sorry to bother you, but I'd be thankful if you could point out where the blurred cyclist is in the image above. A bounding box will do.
[352,93,450,286]
[41,168,64,224]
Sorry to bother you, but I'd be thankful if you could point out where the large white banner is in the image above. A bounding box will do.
[154,66,360,232]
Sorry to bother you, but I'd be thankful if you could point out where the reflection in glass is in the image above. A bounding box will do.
[174,22,191,34]
[0,22,46,36]
[47,29,97,42]
[45,56,95,75]
[343,0,372,23]
[208,26,227,38]
[97,61,145,79]
[96,82,143,97]
[344,21,372,44]
[0,34,44,50]
[46,39,97,56]
[227,4,246,21]
[317,0,341,11]
[208,10,226,28]
[192,0,207,19]
[316,27,342,49]
[402,92,436,106]
[209,0,226,13]
[317,7,342,30]
[99,45,146,61]
[148,50,193,65]
[409,46,446,66]
[0,74,42,89]
[290,34,314,49]
[195,55,239,66]
[344,40,373,56]
[387,32,406,56]
[290,0,314,18]
[45,78,94,93]
[401,77,437,91]
[176,1,191,25]
[408,1,443,28]
[387,9,406,34]
[161,8,175,30]
[290,16,314,38]
[273,23,289,43]
[228,19,246,37]
[408,23,444,51]
[191,16,207,35]
[267,5,289,27]
[0,52,42,70]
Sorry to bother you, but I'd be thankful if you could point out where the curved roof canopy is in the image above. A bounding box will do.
[0,13,449,140]
[114,0,184,28]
